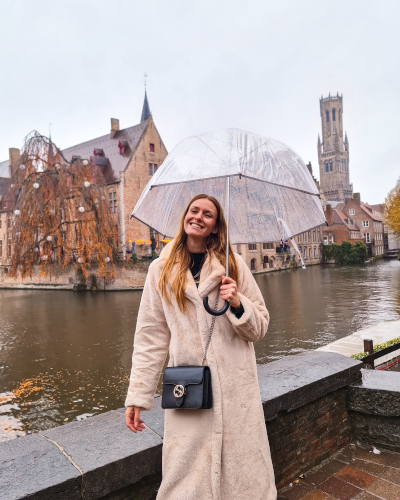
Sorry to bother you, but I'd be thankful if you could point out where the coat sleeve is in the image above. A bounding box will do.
[225,254,270,343]
[125,262,170,410]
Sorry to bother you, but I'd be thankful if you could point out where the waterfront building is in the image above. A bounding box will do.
[318,93,353,203]
[342,194,385,258]
[293,162,324,265]
[0,92,169,265]
[322,204,364,246]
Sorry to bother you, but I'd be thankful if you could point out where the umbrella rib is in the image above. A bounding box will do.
[196,137,227,164]
[151,174,320,197]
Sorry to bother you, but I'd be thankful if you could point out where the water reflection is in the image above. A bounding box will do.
[1,260,400,440]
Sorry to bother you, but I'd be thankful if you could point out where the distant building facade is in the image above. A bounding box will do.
[0,91,169,269]
[322,204,364,246]
[318,94,353,203]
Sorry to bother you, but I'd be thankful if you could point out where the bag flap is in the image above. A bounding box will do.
[163,366,205,386]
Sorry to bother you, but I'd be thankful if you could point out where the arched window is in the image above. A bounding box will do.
[326,110,329,122]
[309,248,312,258]
[329,160,333,172]
[332,108,336,121]
[263,255,268,269]
[250,259,255,271]
[269,258,274,268]
[325,160,329,173]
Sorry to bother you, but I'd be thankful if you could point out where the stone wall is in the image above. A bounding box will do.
[347,369,400,454]
[0,351,364,499]
[0,260,151,290]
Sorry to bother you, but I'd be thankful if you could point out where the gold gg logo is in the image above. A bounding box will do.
[173,385,185,398]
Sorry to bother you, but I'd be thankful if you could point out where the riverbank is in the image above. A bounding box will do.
[0,255,323,291]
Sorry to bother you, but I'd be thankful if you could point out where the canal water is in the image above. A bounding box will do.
[1,260,400,441]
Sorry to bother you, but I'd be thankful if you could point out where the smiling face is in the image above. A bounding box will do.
[183,198,218,241]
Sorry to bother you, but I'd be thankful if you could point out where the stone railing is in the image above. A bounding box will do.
[2,351,399,499]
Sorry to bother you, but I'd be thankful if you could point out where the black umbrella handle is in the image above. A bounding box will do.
[203,296,229,316]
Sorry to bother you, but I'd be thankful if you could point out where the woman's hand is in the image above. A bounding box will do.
[220,276,240,309]
[125,406,145,433]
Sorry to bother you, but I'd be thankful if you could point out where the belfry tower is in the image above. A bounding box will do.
[317,93,352,202]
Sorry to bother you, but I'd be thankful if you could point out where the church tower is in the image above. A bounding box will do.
[318,93,352,202]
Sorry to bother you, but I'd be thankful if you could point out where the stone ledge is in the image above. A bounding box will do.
[0,351,363,499]
[0,433,81,500]
[257,351,362,421]
[41,409,162,500]
[347,369,400,416]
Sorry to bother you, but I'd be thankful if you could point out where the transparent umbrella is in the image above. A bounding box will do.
[131,128,326,315]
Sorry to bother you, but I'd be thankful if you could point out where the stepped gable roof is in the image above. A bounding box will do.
[0,176,11,197]
[332,209,359,231]
[360,202,383,222]
[0,159,9,178]
[61,121,148,183]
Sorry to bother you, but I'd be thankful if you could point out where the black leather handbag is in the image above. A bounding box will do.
[161,293,219,410]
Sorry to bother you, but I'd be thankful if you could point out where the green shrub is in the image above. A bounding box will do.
[322,240,367,265]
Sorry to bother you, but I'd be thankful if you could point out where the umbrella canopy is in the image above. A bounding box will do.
[132,128,325,244]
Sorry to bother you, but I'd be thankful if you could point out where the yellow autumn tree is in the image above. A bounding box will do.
[385,178,400,237]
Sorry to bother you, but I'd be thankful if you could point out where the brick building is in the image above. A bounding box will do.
[0,91,169,266]
[341,194,385,258]
[61,90,168,259]
[322,204,364,246]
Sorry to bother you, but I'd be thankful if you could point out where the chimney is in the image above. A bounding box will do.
[306,162,313,176]
[325,204,332,226]
[9,148,21,177]
[353,193,361,206]
[110,118,120,139]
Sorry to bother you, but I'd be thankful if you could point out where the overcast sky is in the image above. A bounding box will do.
[1,0,399,203]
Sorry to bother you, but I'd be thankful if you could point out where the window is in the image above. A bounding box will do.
[248,244,256,250]
[349,209,355,215]
[109,192,117,213]
[362,221,369,227]
[330,236,334,243]
[250,259,255,271]
[149,163,153,175]
[314,247,316,257]
[262,243,273,249]
[364,233,370,243]
[0,218,1,229]
[332,108,336,121]
[149,143,155,153]
[7,238,11,257]
[153,164,158,173]
[326,111,329,123]
[303,247,307,257]
[309,248,312,258]
[236,244,242,254]
[298,233,302,243]
[308,231,311,242]
[263,256,268,269]
[324,236,328,245]
[325,160,329,173]
[269,259,274,268]
[318,230,321,242]
[313,230,316,242]
[0,240,2,256]
[329,160,333,172]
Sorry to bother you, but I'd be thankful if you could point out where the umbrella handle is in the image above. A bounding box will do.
[203,296,229,316]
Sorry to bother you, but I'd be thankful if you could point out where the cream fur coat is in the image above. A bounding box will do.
[126,243,277,500]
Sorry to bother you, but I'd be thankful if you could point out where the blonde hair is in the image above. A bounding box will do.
[158,194,238,311]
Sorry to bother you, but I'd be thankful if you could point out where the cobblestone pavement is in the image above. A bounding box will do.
[278,444,400,500]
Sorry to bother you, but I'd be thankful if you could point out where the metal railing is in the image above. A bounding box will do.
[362,339,400,369]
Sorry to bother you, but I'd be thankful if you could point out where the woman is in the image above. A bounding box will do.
[125,194,277,500]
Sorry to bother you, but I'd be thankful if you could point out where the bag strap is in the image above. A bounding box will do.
[201,291,220,366]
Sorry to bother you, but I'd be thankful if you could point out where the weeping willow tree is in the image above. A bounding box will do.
[7,132,118,280]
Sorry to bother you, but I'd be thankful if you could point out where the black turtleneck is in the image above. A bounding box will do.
[189,252,244,319]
